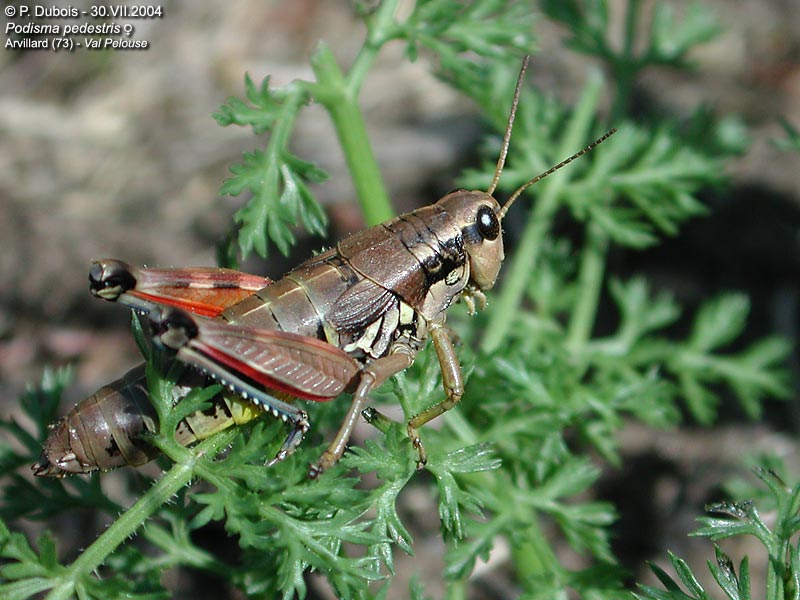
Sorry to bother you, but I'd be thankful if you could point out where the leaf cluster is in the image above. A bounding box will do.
[542,0,720,69]
[636,467,800,600]
[541,0,721,119]
[213,77,327,260]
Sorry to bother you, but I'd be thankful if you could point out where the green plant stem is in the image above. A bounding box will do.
[348,0,402,96]
[511,527,565,594]
[445,580,467,600]
[267,87,304,166]
[302,0,403,225]
[611,0,641,121]
[566,221,609,354]
[311,43,394,225]
[44,430,236,600]
[443,410,561,588]
[481,193,559,355]
[45,468,193,600]
[481,71,604,354]
[767,560,778,600]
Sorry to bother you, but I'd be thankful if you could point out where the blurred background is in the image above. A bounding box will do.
[1,0,798,597]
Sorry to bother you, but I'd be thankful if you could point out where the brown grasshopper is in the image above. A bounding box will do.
[33,57,615,478]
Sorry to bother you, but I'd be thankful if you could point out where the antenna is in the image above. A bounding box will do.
[497,128,618,220]
[487,55,530,196]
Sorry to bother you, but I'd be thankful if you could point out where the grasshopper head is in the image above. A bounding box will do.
[437,190,504,291]
[444,57,616,299]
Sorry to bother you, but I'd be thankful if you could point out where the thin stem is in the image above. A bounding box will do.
[481,71,604,354]
[566,221,609,353]
[310,0,404,225]
[311,43,394,226]
[267,86,304,164]
[442,400,562,591]
[347,0,402,97]
[767,554,779,600]
[445,580,467,600]
[622,0,639,60]
[481,194,559,354]
[44,430,236,600]
[511,521,564,594]
[611,0,641,121]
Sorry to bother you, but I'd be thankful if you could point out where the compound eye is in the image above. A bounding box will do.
[476,205,500,240]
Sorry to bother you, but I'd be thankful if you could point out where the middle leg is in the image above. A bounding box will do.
[309,351,414,477]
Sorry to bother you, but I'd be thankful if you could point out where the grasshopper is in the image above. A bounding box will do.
[34,57,615,478]
[32,364,265,476]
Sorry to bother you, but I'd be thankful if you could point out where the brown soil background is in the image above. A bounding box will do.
[1,1,799,598]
